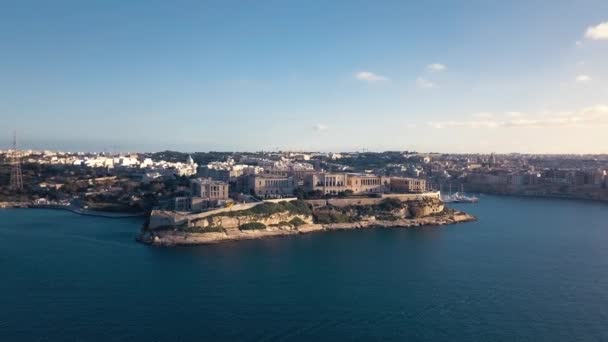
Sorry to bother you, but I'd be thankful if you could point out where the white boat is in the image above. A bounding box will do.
[442,184,479,203]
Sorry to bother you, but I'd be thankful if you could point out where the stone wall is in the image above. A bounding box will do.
[381,192,441,201]
[326,197,382,208]
[148,210,189,229]
[304,192,441,208]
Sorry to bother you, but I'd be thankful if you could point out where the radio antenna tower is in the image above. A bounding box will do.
[9,131,24,191]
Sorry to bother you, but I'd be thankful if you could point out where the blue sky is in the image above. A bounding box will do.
[1,0,608,153]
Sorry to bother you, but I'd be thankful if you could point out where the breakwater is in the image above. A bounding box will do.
[0,202,145,218]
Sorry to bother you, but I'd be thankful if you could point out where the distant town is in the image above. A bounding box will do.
[1,149,607,213]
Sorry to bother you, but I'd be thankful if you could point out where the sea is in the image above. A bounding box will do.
[1,195,608,341]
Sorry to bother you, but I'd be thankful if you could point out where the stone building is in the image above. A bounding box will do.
[390,177,427,193]
[347,174,391,194]
[305,173,349,195]
[190,178,230,200]
[172,178,230,212]
[247,174,296,198]
[173,196,209,212]
[304,173,390,195]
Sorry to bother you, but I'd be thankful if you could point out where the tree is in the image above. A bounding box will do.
[293,187,305,199]
[378,197,402,211]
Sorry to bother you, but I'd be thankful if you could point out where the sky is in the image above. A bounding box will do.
[1,0,608,153]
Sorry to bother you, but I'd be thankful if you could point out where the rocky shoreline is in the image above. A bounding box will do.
[137,211,476,246]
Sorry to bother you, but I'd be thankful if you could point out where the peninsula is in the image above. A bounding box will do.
[2,147,485,246]
[137,195,476,246]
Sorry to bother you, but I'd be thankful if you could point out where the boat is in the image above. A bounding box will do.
[441,184,479,203]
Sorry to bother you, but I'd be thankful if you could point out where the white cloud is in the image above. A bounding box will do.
[428,105,608,129]
[314,123,328,132]
[585,22,608,40]
[576,74,592,82]
[416,77,435,88]
[472,112,494,119]
[427,63,446,72]
[355,71,388,83]
[428,120,500,129]
[506,111,524,118]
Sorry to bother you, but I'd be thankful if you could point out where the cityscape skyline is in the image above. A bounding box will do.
[1,1,608,153]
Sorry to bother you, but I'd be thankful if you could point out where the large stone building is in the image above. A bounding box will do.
[190,178,230,200]
[302,172,430,195]
[389,177,427,193]
[305,173,349,195]
[347,174,391,194]
[304,173,391,195]
[246,174,296,198]
[173,178,231,212]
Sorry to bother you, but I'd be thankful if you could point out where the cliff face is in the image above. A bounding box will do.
[138,211,476,246]
[313,197,445,224]
[409,201,444,218]
[191,212,314,230]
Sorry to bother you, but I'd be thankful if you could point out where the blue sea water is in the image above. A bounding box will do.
[1,195,608,341]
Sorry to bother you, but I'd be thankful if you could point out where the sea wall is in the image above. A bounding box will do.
[306,191,441,208]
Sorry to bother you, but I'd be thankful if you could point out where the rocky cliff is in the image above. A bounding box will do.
[139,198,475,246]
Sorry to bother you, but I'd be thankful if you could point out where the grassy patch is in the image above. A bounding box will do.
[288,217,307,227]
[240,222,267,230]
[223,200,312,217]
[313,211,354,224]
[183,226,225,233]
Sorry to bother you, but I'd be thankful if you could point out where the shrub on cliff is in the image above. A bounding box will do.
[314,210,353,224]
[248,202,283,215]
[409,204,425,218]
[289,200,313,215]
[184,226,225,233]
[289,217,307,227]
[240,222,267,230]
[376,213,399,221]
[242,200,312,216]
[377,198,403,211]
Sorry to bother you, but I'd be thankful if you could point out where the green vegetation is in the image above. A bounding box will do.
[183,226,225,233]
[294,188,355,200]
[313,211,354,224]
[220,200,312,218]
[337,190,354,198]
[288,217,307,227]
[374,213,400,221]
[377,197,402,211]
[240,222,267,230]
